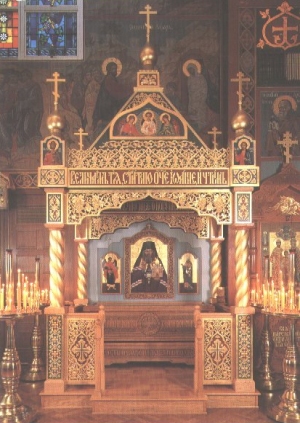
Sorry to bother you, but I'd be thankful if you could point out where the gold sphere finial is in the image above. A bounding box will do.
[231,109,250,135]
[140,42,157,70]
[47,111,65,135]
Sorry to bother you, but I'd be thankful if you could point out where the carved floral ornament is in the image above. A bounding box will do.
[273,196,300,215]
[257,2,300,50]
[68,140,230,169]
[67,190,232,225]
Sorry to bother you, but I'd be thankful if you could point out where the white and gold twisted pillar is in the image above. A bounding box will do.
[210,239,222,298]
[49,229,65,308]
[77,241,88,300]
[235,228,249,307]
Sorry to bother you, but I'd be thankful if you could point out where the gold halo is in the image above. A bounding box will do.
[46,138,59,151]
[102,57,122,76]
[160,113,170,122]
[237,138,250,149]
[126,113,137,124]
[143,109,154,120]
[182,59,201,77]
[273,95,297,116]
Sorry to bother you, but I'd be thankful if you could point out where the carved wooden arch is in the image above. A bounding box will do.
[89,211,209,240]
[67,189,232,226]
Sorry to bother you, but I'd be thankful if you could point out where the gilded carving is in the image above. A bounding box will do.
[203,318,232,383]
[237,315,252,379]
[47,315,63,379]
[236,193,251,223]
[39,169,66,186]
[124,92,173,111]
[90,213,208,239]
[67,318,96,383]
[68,140,229,170]
[67,190,231,225]
[232,168,259,185]
[48,193,63,223]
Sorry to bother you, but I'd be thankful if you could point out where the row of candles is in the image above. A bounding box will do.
[250,279,300,313]
[0,249,49,314]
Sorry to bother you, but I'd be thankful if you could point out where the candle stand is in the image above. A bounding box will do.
[265,311,300,423]
[255,311,284,392]
[0,314,36,423]
[21,308,45,383]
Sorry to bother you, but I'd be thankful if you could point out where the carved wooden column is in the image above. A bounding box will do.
[43,189,66,394]
[210,239,223,299]
[48,227,65,308]
[76,240,88,300]
[75,223,88,301]
[235,228,250,307]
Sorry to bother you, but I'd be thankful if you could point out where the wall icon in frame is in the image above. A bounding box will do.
[101,252,121,294]
[178,252,198,294]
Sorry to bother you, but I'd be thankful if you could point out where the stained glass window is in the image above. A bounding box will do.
[26,12,77,56]
[0,1,19,58]
[0,0,82,59]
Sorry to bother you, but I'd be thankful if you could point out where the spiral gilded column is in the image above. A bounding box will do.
[49,229,65,308]
[210,239,222,298]
[235,229,249,307]
[77,241,88,300]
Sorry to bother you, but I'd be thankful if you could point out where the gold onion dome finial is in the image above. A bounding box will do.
[47,111,65,135]
[140,42,157,70]
[139,4,157,70]
[231,109,250,135]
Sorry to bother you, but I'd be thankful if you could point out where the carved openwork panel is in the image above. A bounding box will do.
[203,316,233,384]
[47,314,63,380]
[66,317,96,384]
[90,212,209,239]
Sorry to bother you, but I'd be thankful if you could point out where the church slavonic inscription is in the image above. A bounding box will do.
[69,169,229,188]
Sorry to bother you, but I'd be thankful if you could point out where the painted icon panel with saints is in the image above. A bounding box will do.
[258,89,300,158]
[124,225,174,299]
[232,135,255,166]
[101,252,121,294]
[179,253,198,294]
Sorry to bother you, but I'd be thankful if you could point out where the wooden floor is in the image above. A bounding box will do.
[3,363,281,423]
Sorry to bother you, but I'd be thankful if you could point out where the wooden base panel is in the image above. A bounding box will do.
[40,365,259,412]
[205,386,260,408]
[40,388,260,411]
[40,387,93,409]
[91,397,207,415]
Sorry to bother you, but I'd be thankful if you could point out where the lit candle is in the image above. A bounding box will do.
[35,257,40,289]
[17,281,21,311]
[23,282,27,310]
